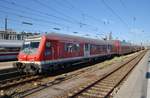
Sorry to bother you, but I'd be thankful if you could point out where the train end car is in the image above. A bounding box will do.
[13,33,142,74]
[13,33,118,74]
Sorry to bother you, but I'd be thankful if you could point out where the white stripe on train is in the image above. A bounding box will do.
[18,53,116,65]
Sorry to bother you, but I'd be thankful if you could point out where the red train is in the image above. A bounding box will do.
[13,33,142,73]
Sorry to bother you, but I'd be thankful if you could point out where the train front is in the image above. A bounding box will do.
[13,37,43,74]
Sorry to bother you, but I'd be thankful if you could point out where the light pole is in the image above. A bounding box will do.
[4,17,8,40]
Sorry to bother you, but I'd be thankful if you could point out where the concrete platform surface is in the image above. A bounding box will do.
[114,50,150,98]
[146,56,150,98]
[0,61,14,70]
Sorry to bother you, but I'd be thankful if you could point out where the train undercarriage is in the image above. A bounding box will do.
[13,54,115,74]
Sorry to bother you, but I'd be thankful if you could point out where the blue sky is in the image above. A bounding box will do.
[0,0,150,45]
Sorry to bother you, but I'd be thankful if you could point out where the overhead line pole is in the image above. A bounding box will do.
[5,17,7,39]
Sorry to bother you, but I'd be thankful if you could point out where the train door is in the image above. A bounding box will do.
[84,43,90,57]
[107,44,111,54]
[44,41,55,60]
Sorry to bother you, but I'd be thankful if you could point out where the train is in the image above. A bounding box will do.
[0,39,23,61]
[13,33,143,74]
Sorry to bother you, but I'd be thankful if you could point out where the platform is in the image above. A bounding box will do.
[114,50,150,98]
[0,61,14,70]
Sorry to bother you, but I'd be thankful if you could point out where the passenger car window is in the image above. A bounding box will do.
[85,44,89,51]
[64,43,80,52]
[46,42,51,48]
[45,42,51,56]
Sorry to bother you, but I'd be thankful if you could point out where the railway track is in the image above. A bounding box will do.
[0,74,41,89]
[0,70,19,81]
[0,68,18,79]
[0,58,103,90]
[66,51,146,98]
[20,51,146,98]
[0,61,99,97]
[0,51,146,98]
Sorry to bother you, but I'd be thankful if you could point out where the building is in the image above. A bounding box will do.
[0,29,40,40]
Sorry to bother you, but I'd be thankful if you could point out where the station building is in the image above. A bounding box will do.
[0,29,39,40]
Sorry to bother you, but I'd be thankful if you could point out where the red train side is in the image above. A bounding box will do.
[14,33,142,73]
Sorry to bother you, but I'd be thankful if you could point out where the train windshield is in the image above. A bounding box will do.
[21,41,40,54]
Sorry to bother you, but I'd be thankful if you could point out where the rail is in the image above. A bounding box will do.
[68,51,146,98]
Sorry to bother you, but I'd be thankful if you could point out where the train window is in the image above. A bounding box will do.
[23,41,40,49]
[64,43,80,52]
[46,42,51,48]
[85,44,89,51]
[90,44,93,50]
[73,44,80,51]
[21,41,40,54]
[23,42,30,49]
[64,43,72,52]
[64,43,67,51]
[108,45,112,50]
[45,42,51,56]
[30,42,40,49]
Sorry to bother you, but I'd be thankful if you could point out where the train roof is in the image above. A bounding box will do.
[43,33,117,45]
[0,39,23,48]
[24,33,140,47]
[25,33,119,45]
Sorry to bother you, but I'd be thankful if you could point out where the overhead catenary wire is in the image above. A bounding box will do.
[32,0,82,24]
[4,16,57,28]
[1,0,127,34]
[0,11,91,34]
[118,0,137,29]
[53,0,74,10]
[0,16,32,32]
[2,0,93,30]
[2,0,99,31]
[32,0,99,30]
[119,0,127,9]
[64,0,103,26]
[55,0,102,30]
[101,0,130,29]
[0,9,69,28]
[0,16,64,33]
[1,0,76,24]
[0,4,75,27]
